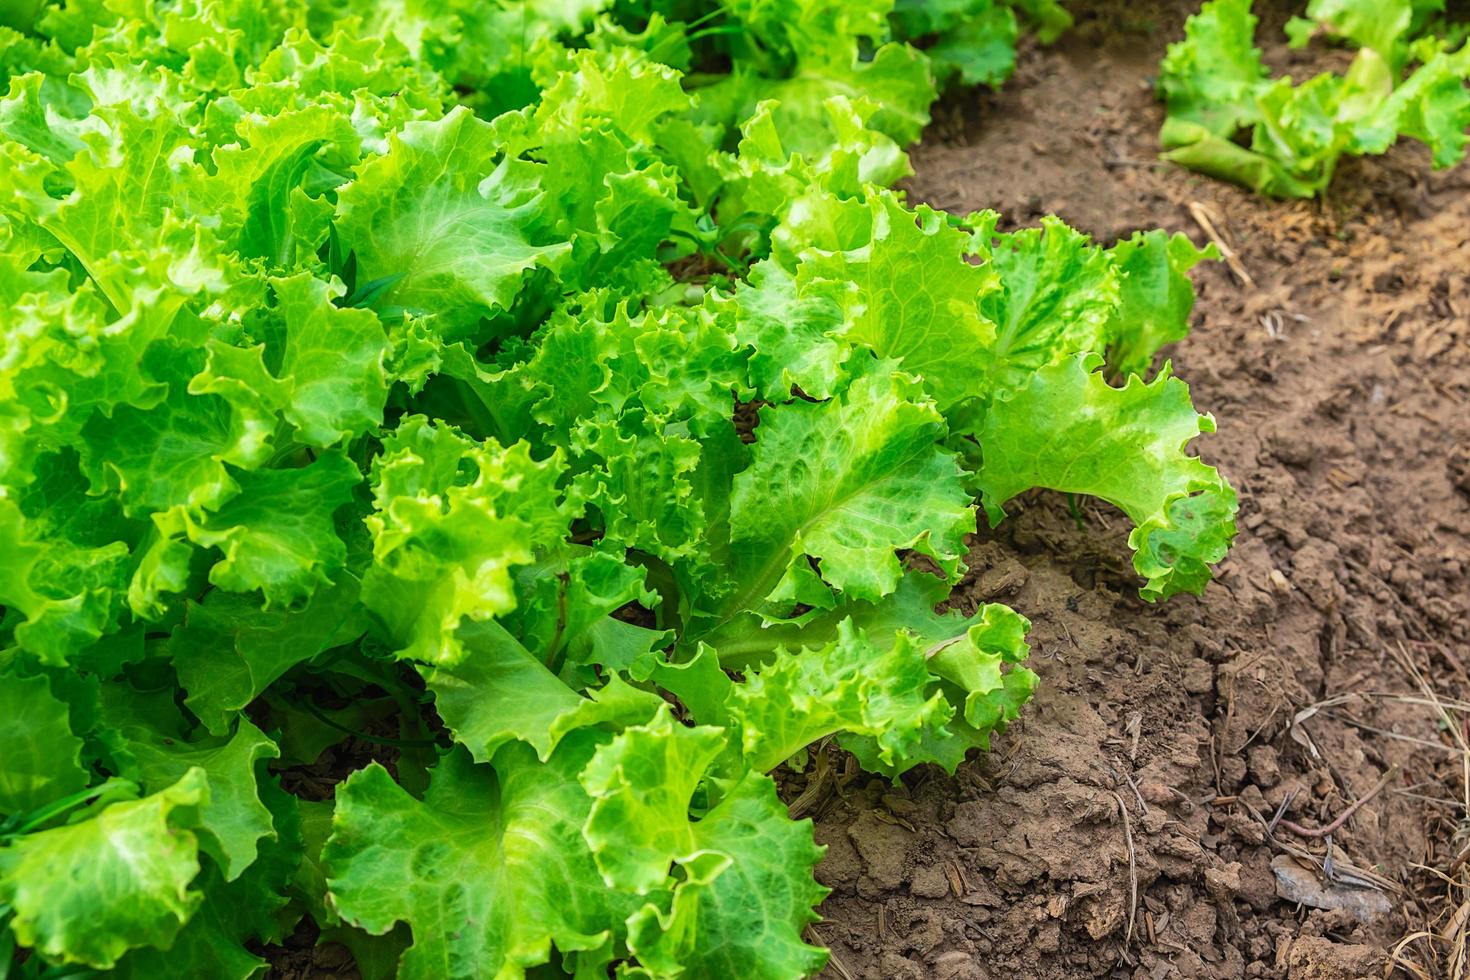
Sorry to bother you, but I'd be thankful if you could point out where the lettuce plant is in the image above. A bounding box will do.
[1159,0,1470,197]
[0,1,1229,977]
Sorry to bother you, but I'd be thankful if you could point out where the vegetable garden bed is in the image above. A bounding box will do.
[3,1,1469,978]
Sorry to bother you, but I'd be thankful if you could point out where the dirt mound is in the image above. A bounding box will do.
[807,3,1470,977]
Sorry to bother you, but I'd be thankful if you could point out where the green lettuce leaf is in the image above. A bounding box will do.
[325,740,636,980]
[169,450,360,607]
[1159,0,1470,196]
[171,569,368,735]
[1106,230,1219,377]
[728,620,948,773]
[972,213,1119,394]
[975,353,1237,599]
[0,770,208,969]
[106,713,281,881]
[715,365,974,620]
[580,706,727,893]
[423,620,662,763]
[622,773,829,980]
[335,106,571,340]
[361,415,572,664]
[0,664,88,816]
[791,192,1001,410]
[0,496,128,664]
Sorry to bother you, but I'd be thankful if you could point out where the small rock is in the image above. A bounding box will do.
[880,952,926,980]
[1156,833,1205,864]
[1248,745,1282,789]
[973,557,1029,600]
[905,911,945,956]
[910,865,952,899]
[882,793,922,820]
[1205,862,1242,900]
[1265,775,1312,814]
[846,811,911,892]
[1271,855,1392,924]
[931,950,986,980]
[1265,425,1317,467]
[1205,862,1244,937]
[1277,935,1385,980]
[1139,780,1175,804]
[1220,754,1248,787]
[1182,659,1214,695]
[1236,859,1280,911]
[1237,784,1267,813]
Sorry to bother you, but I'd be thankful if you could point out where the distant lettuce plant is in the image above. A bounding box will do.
[1159,0,1470,197]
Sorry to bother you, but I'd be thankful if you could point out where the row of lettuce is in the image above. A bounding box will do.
[0,1,1240,978]
[1162,0,1470,197]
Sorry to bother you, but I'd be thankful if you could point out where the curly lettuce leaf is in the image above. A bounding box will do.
[622,773,829,980]
[324,741,635,980]
[423,620,662,763]
[108,782,304,980]
[335,106,571,339]
[171,569,369,735]
[715,365,974,621]
[729,620,948,773]
[791,192,1001,410]
[578,711,830,977]
[699,572,1037,776]
[1106,230,1219,377]
[0,664,88,815]
[362,416,572,664]
[972,213,1119,393]
[168,450,360,607]
[0,496,128,664]
[975,353,1237,599]
[891,0,1021,88]
[580,706,728,893]
[106,713,281,881]
[0,770,208,969]
[841,599,1036,776]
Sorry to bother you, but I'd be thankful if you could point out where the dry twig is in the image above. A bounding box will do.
[1111,791,1138,953]
[806,927,854,980]
[1187,201,1255,288]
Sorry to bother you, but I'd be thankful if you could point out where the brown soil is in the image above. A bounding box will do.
[806,3,1470,979]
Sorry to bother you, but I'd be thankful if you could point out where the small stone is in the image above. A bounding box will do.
[1221,754,1248,787]
[846,811,910,892]
[1271,855,1392,924]
[1238,784,1267,812]
[880,952,925,980]
[1206,862,1244,937]
[973,557,1029,600]
[1277,935,1385,979]
[1248,745,1282,788]
[910,865,952,899]
[1139,780,1175,804]
[1205,862,1242,899]
[1182,659,1214,695]
[932,951,985,980]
